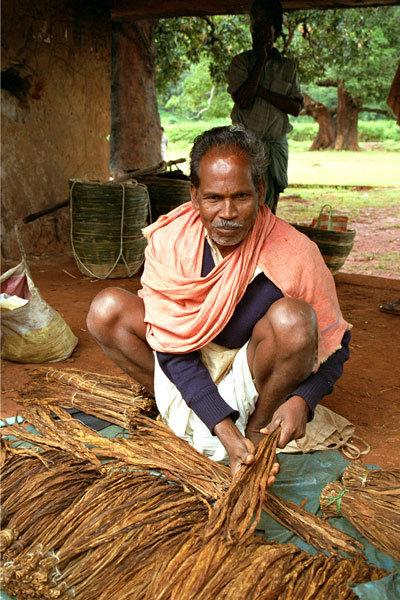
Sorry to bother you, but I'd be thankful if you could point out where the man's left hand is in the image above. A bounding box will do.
[260,395,309,449]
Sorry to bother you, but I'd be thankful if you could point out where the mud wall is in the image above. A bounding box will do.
[1,0,111,260]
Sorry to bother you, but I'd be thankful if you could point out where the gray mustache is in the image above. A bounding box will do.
[213,220,243,229]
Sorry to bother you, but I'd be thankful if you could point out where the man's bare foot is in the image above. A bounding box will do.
[245,426,267,448]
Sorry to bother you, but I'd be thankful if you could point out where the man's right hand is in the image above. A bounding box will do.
[253,38,269,60]
[214,417,256,476]
[213,417,279,484]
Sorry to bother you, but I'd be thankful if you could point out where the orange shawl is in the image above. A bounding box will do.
[139,202,350,366]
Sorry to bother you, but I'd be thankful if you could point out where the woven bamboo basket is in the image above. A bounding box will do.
[292,224,356,275]
[69,179,149,279]
[137,171,190,221]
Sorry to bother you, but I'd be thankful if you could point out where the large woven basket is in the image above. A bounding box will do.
[292,224,356,275]
[137,171,190,221]
[69,179,149,279]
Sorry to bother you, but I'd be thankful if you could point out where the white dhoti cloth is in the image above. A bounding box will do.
[154,342,257,465]
[154,343,369,465]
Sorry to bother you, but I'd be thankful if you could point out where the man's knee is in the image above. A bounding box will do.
[254,297,317,356]
[87,287,143,341]
[87,288,120,333]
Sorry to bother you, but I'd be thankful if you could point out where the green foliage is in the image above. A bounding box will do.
[286,119,400,142]
[301,84,338,108]
[155,8,400,114]
[358,120,400,141]
[287,122,318,141]
[281,7,400,108]
[164,59,234,119]
[155,15,250,94]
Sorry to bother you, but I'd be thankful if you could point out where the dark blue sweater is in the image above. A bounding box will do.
[157,239,350,433]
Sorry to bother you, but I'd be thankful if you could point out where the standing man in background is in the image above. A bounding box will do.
[227,0,303,213]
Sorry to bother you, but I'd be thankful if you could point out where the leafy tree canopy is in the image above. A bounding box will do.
[155,14,250,95]
[164,58,233,119]
[282,7,400,108]
[155,7,400,111]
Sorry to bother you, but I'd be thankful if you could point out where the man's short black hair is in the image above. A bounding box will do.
[250,0,283,38]
[190,125,267,189]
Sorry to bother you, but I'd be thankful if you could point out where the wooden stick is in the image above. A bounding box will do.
[23,199,68,223]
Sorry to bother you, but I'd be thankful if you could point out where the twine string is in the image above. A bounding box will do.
[70,180,127,279]
[322,486,347,517]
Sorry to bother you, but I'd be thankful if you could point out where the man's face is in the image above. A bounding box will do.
[191,148,265,257]
[251,10,276,50]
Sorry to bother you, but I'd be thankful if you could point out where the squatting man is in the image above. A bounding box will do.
[87,125,350,483]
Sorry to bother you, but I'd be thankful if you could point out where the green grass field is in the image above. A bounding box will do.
[287,150,400,187]
[276,186,400,225]
[163,115,400,190]
[161,114,400,277]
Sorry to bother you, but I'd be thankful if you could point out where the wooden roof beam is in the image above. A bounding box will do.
[111,0,400,21]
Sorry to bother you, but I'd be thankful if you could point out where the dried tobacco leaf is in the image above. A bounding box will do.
[1,406,388,600]
[18,367,158,427]
[320,461,400,561]
[203,428,281,543]
[2,404,362,558]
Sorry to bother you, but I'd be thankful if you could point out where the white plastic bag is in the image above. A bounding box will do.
[1,237,78,363]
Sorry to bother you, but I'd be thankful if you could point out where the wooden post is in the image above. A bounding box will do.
[111,20,161,173]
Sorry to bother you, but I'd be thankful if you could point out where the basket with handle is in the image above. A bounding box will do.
[311,204,349,231]
[69,179,149,279]
[292,223,356,275]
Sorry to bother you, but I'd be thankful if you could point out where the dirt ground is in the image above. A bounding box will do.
[1,244,400,470]
[277,195,400,280]
[341,204,400,279]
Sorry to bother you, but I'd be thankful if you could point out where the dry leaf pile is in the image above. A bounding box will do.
[19,367,158,428]
[320,461,400,561]
[15,369,365,557]
[0,370,390,598]
[202,428,282,544]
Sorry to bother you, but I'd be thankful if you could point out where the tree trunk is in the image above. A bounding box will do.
[111,20,161,173]
[334,84,360,151]
[302,93,336,151]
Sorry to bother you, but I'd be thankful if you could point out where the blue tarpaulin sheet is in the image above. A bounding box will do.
[1,424,398,599]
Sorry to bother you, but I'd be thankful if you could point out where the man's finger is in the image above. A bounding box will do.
[270,461,280,476]
[260,417,281,435]
[277,425,292,449]
[244,452,255,466]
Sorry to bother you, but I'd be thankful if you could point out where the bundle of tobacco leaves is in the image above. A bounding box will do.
[2,405,363,558]
[19,367,158,428]
[146,530,385,600]
[320,461,400,561]
[0,449,103,560]
[1,468,210,600]
[203,428,281,543]
[0,441,387,599]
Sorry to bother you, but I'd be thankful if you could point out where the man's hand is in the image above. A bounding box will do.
[214,417,279,484]
[260,395,309,449]
[252,36,270,60]
[214,417,255,476]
